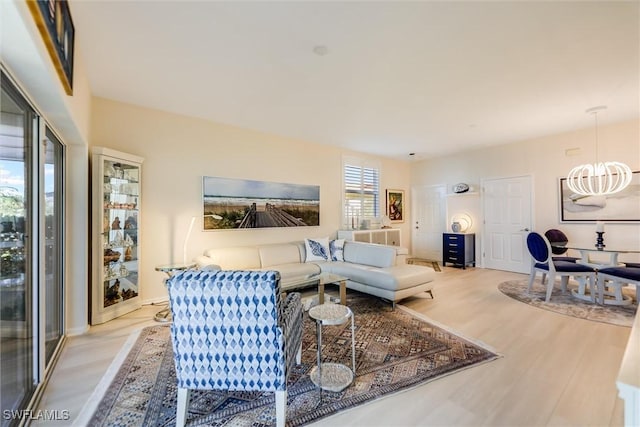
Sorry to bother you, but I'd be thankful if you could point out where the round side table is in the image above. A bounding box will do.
[154,262,195,322]
[308,303,356,393]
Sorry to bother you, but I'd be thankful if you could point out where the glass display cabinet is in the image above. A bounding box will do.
[91,147,143,325]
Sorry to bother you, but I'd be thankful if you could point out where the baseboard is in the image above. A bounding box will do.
[142,296,168,306]
[66,324,90,336]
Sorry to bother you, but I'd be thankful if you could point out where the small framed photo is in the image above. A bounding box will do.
[386,189,405,223]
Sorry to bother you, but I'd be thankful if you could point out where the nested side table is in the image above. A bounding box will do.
[154,262,195,322]
[308,303,356,393]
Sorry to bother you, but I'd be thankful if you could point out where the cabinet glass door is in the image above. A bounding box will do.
[102,160,139,310]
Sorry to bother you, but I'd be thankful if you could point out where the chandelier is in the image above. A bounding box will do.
[566,106,632,196]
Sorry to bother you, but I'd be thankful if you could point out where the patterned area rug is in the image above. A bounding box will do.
[498,279,637,327]
[87,293,498,426]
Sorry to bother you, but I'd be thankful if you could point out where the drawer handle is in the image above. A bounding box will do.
[449,243,458,247]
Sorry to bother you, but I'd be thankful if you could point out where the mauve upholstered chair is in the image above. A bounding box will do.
[526,232,596,302]
[544,229,580,263]
[167,269,303,427]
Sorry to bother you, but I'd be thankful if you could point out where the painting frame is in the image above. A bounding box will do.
[386,189,405,223]
[202,176,320,230]
[27,0,75,95]
[559,171,640,223]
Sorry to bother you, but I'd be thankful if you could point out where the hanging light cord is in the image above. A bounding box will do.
[566,106,633,196]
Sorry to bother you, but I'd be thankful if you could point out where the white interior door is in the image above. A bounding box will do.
[482,175,533,273]
[411,185,446,260]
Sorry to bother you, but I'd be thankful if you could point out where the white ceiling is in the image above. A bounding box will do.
[72,1,639,161]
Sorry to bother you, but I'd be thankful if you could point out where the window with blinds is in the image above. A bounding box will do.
[343,157,380,228]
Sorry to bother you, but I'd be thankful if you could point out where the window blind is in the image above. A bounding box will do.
[343,159,380,226]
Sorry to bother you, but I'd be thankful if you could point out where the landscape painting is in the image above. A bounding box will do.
[202,176,320,229]
[559,171,640,222]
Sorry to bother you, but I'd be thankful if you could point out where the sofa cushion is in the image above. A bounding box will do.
[259,243,302,267]
[343,242,396,268]
[304,237,331,262]
[260,262,321,281]
[321,262,434,292]
[329,239,345,261]
[203,246,261,270]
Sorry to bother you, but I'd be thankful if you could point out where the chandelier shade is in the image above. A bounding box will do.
[566,161,633,196]
[565,105,633,197]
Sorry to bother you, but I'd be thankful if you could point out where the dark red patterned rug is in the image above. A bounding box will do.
[88,292,498,426]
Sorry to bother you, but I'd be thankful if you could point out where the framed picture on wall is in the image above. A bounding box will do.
[386,189,405,223]
[202,176,320,229]
[27,0,75,95]
[559,171,640,222]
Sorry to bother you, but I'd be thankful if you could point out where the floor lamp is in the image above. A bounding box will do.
[183,214,222,264]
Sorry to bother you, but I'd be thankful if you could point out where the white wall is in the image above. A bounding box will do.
[411,118,640,265]
[90,97,412,303]
[1,0,93,334]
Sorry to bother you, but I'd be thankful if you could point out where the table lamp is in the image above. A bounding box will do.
[183,214,222,264]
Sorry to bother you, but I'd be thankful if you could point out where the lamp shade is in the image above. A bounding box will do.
[451,213,472,233]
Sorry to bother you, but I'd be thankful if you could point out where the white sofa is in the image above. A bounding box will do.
[194,240,435,306]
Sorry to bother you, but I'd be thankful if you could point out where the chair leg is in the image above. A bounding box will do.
[527,269,536,292]
[176,388,191,427]
[296,343,302,365]
[541,273,547,285]
[275,390,287,427]
[560,276,569,293]
[545,272,555,302]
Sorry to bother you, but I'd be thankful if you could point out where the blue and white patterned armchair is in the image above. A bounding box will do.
[167,270,303,427]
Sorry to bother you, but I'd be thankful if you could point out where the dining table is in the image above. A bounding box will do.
[553,245,640,304]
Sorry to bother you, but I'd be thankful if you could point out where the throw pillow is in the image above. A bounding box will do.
[329,239,345,262]
[304,237,330,262]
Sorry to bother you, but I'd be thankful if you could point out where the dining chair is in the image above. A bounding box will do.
[544,229,580,263]
[526,232,596,302]
[595,266,640,305]
[167,269,303,427]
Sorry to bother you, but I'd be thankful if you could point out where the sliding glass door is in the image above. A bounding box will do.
[44,129,63,365]
[0,71,66,425]
[0,71,36,423]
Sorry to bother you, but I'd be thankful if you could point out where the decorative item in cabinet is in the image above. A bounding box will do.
[91,147,143,325]
[442,233,475,269]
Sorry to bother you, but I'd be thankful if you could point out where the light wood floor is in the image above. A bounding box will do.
[35,267,630,426]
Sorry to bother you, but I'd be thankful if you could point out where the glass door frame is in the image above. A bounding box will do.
[1,67,66,424]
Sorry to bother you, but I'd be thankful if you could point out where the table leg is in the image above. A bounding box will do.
[318,282,325,304]
[350,312,356,374]
[339,280,347,305]
[316,320,323,402]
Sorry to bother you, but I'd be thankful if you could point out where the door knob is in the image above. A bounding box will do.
[520,228,530,232]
